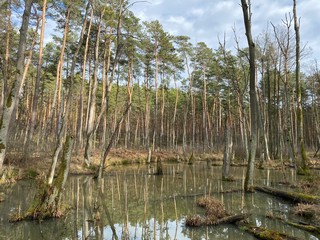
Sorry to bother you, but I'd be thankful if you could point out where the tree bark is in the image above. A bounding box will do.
[97,104,131,179]
[27,0,47,144]
[48,2,90,183]
[77,7,93,150]
[84,9,104,166]
[222,112,233,180]
[0,0,33,172]
[1,0,12,116]
[293,0,308,171]
[45,7,71,138]
[241,0,258,192]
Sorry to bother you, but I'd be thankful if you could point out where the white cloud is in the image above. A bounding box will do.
[131,0,320,65]
[190,8,205,17]
[168,16,185,24]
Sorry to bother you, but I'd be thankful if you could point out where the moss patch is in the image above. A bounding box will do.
[297,167,310,176]
[241,225,299,240]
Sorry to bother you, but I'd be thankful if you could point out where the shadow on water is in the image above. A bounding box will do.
[0,162,319,239]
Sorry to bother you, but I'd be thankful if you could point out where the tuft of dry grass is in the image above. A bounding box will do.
[197,197,228,220]
[186,197,229,226]
[292,203,320,221]
[185,215,203,227]
[298,175,320,195]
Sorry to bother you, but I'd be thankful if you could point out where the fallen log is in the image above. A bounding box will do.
[265,208,320,238]
[287,221,320,237]
[254,186,320,204]
[210,213,249,225]
[186,213,249,227]
[239,224,302,240]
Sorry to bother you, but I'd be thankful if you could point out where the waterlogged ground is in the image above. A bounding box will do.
[0,162,319,240]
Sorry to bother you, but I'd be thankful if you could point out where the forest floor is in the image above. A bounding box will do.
[4,148,320,178]
[4,148,225,177]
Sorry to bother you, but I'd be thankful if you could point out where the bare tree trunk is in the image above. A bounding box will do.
[100,37,110,148]
[160,76,165,149]
[241,0,258,192]
[20,19,41,149]
[272,17,296,164]
[27,0,47,144]
[144,71,151,159]
[0,0,33,172]
[152,42,159,151]
[48,2,89,183]
[1,0,12,116]
[202,68,208,152]
[97,104,131,179]
[84,10,104,166]
[172,73,179,150]
[77,7,93,150]
[125,58,134,148]
[45,7,71,138]
[222,112,233,180]
[293,0,308,171]
[189,68,195,153]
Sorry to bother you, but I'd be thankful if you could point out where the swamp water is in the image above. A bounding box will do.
[0,162,319,240]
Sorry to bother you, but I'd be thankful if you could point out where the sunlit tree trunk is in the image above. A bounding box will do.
[48,2,89,183]
[77,7,93,150]
[45,7,71,138]
[153,41,159,151]
[125,58,134,148]
[202,67,208,152]
[20,20,41,147]
[0,0,33,172]
[144,68,151,162]
[84,10,104,166]
[172,73,179,150]
[27,0,47,147]
[1,0,12,116]
[100,36,111,148]
[160,75,165,148]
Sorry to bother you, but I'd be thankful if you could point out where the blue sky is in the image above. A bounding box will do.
[131,0,320,72]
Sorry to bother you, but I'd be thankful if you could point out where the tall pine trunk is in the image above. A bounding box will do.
[0,0,33,172]
[27,0,47,143]
[84,10,104,166]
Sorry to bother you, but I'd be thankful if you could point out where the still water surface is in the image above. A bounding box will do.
[0,162,319,240]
